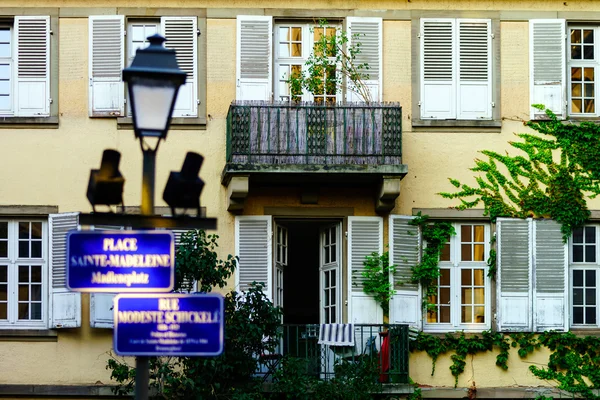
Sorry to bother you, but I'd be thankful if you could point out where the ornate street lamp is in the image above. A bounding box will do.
[122,34,186,217]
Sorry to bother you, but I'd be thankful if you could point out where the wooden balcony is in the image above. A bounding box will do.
[222,101,407,212]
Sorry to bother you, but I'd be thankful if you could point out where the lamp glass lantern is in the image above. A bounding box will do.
[122,34,187,139]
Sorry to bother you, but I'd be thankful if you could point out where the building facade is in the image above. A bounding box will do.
[0,0,596,398]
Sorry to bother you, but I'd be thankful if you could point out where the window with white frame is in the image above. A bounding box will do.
[419,18,493,121]
[570,225,599,326]
[275,23,340,103]
[0,17,51,118]
[425,223,490,330]
[236,16,382,103]
[568,26,599,116]
[89,15,198,118]
[0,220,47,328]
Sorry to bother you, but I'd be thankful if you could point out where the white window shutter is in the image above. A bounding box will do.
[348,216,384,324]
[90,293,115,328]
[235,216,272,300]
[49,213,81,329]
[530,19,566,119]
[457,19,492,120]
[533,220,568,332]
[421,19,456,119]
[161,17,197,117]
[389,215,421,329]
[236,16,272,101]
[14,16,50,117]
[346,17,382,103]
[89,15,124,117]
[497,218,532,332]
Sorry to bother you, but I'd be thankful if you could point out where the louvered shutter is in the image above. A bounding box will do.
[389,216,422,328]
[49,213,81,329]
[497,218,532,331]
[533,220,568,331]
[236,16,272,101]
[346,17,382,103]
[348,217,383,324]
[530,19,566,119]
[421,19,456,119]
[235,216,272,299]
[161,17,197,117]
[457,19,492,119]
[14,16,50,117]
[173,229,196,292]
[89,15,124,117]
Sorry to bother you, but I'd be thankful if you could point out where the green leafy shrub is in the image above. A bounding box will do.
[361,251,396,317]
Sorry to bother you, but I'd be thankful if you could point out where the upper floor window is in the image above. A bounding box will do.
[0,220,47,328]
[89,15,199,119]
[570,225,599,326]
[419,18,493,121]
[236,16,382,103]
[568,26,599,116]
[425,223,490,331]
[0,17,51,118]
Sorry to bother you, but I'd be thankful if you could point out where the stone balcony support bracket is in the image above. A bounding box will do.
[227,175,249,213]
[376,176,401,213]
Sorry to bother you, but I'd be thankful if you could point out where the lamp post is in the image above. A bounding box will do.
[122,34,186,400]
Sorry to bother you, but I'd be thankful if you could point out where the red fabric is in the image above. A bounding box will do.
[379,334,390,383]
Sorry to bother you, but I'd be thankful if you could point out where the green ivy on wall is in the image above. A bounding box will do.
[411,330,600,399]
[408,213,456,312]
[439,106,600,241]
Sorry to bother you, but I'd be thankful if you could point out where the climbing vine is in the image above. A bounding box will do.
[361,251,396,317]
[439,106,600,241]
[408,213,456,312]
[411,330,600,398]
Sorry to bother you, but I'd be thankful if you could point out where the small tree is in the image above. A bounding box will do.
[106,230,282,399]
[286,19,372,103]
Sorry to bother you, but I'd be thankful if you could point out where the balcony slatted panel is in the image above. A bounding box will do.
[227,101,402,165]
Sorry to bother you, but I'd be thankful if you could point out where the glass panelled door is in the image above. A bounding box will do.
[320,223,341,324]
[274,223,288,313]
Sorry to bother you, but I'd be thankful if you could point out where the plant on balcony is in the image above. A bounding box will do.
[362,251,396,320]
[106,229,282,399]
[286,19,372,103]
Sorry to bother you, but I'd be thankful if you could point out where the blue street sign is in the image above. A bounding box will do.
[67,230,174,292]
[114,293,224,356]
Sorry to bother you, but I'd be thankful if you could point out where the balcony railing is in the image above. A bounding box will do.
[226,101,402,166]
[257,324,409,386]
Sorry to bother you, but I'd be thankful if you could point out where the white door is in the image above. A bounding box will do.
[320,223,341,324]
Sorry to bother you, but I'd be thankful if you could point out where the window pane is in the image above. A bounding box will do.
[19,265,28,282]
[0,265,6,282]
[584,29,594,43]
[574,288,584,305]
[574,306,584,324]
[586,270,596,286]
[31,285,41,301]
[440,287,450,304]
[574,245,584,262]
[331,244,336,262]
[461,225,472,241]
[19,222,28,239]
[474,288,485,304]
[474,225,484,242]
[19,285,28,301]
[585,67,595,81]
[0,303,6,319]
[461,269,472,285]
[572,99,583,113]
[461,288,472,304]
[0,242,6,258]
[440,244,450,261]
[473,244,485,261]
[572,67,583,81]
[474,306,485,323]
[0,222,6,239]
[461,244,472,261]
[0,284,6,301]
[18,303,28,319]
[572,83,582,97]
[31,241,42,258]
[19,241,29,258]
[586,307,597,324]
[572,29,582,44]
[473,269,485,286]
[586,245,597,263]
[572,44,582,59]
[586,288,596,305]
[440,306,450,323]
[574,269,584,286]
[31,222,42,239]
[31,303,41,320]
[462,306,472,323]
[440,268,451,286]
[585,99,595,113]
[31,266,41,283]
[427,310,437,323]
[586,83,595,97]
[585,45,595,60]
